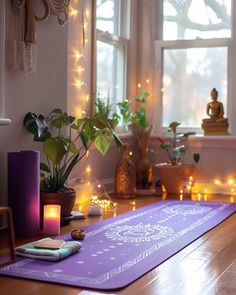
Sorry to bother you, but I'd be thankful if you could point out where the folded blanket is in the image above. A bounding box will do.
[16,238,81,262]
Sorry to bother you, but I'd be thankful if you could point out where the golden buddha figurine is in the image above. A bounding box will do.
[202,88,229,135]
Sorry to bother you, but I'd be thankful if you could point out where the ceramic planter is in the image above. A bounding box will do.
[156,164,195,195]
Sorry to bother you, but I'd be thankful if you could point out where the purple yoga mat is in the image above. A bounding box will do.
[1,200,236,290]
[8,150,40,237]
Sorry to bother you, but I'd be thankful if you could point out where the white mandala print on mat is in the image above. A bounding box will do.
[162,204,211,216]
[105,223,174,243]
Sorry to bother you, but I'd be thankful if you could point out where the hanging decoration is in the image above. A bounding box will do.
[9,0,70,74]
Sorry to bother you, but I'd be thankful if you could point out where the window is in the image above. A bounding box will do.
[96,0,130,112]
[156,0,234,132]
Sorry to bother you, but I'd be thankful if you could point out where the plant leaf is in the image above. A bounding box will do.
[60,152,80,186]
[43,137,67,165]
[93,133,110,155]
[23,112,50,142]
[40,162,50,173]
[160,143,171,149]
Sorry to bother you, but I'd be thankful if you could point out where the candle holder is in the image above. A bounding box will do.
[43,205,61,236]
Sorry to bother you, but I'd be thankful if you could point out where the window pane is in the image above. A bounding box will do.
[162,47,227,127]
[96,0,120,35]
[96,41,124,105]
[163,0,231,40]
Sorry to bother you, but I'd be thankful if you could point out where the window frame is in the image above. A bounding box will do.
[95,0,132,133]
[154,0,236,135]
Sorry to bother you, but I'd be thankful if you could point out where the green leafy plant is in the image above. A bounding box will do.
[118,91,150,129]
[157,122,200,165]
[94,96,120,127]
[23,108,123,193]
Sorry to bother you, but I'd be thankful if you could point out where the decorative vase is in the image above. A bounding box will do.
[115,144,136,198]
[40,189,76,225]
[156,163,195,195]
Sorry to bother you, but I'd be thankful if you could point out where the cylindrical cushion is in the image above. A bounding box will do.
[8,150,40,237]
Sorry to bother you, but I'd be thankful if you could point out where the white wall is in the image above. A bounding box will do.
[0,2,68,204]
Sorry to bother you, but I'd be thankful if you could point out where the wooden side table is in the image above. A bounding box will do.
[0,207,16,266]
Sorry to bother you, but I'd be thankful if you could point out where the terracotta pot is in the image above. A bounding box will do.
[96,119,115,129]
[40,189,76,218]
[156,164,195,195]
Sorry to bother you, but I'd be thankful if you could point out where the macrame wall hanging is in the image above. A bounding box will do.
[9,0,70,74]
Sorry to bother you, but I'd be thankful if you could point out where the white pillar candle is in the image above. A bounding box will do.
[43,205,61,236]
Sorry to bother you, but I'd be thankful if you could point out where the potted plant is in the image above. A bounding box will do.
[23,108,122,223]
[156,122,200,195]
[94,95,120,129]
[118,91,153,190]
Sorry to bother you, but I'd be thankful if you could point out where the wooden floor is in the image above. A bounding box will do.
[1,193,236,295]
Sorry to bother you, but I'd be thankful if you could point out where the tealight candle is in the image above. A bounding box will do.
[88,203,102,216]
[43,205,61,236]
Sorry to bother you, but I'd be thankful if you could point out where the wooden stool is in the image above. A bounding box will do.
[0,207,16,266]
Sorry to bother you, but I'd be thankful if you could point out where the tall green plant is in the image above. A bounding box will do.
[23,108,122,192]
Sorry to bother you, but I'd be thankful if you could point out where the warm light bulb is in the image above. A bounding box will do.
[129,151,133,156]
[85,94,89,102]
[137,83,141,88]
[73,50,83,61]
[75,66,84,73]
[74,79,84,89]
[146,79,150,84]
[70,7,79,17]
[180,194,183,201]
[228,178,235,185]
[214,179,221,185]
[86,166,91,174]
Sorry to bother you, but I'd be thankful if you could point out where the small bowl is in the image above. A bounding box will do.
[71,229,86,240]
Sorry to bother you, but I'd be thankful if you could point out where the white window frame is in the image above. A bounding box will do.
[154,0,236,135]
[95,0,133,133]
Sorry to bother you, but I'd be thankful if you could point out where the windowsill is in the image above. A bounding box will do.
[150,133,236,148]
[0,118,11,126]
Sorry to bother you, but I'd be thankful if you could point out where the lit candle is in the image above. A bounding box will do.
[43,205,61,236]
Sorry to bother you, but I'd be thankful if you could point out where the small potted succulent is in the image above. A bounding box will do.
[156,122,200,195]
[23,108,122,223]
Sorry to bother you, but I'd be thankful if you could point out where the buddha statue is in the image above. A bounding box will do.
[202,88,229,135]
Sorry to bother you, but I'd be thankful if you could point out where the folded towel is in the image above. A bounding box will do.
[16,238,81,262]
